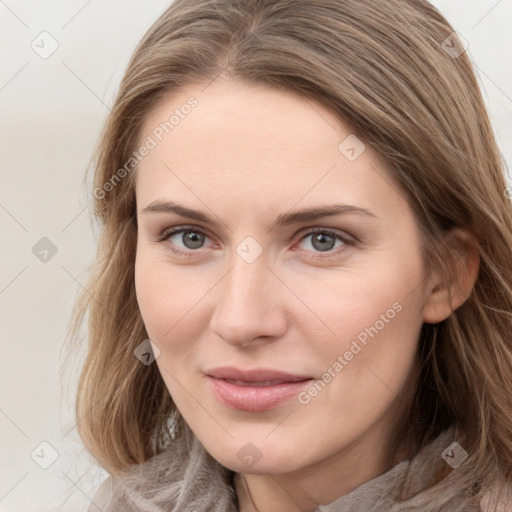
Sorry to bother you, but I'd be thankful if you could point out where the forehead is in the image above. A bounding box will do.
[135,79,404,221]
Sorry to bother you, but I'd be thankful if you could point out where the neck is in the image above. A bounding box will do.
[235,423,405,512]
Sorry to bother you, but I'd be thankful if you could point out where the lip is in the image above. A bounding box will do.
[206,366,314,412]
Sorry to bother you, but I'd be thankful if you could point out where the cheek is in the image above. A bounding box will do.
[134,250,213,358]
[296,252,425,397]
[303,259,422,347]
[135,259,170,340]
[134,257,206,409]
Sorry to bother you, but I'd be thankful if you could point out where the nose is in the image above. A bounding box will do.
[209,252,288,348]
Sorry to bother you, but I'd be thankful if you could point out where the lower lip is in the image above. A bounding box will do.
[207,377,313,412]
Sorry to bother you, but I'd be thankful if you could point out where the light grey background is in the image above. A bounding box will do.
[1,1,511,510]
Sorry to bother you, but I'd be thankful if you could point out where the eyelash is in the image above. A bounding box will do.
[155,225,357,259]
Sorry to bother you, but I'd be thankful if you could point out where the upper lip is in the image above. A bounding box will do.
[207,366,312,383]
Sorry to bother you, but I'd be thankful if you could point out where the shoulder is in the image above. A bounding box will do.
[479,482,512,512]
[86,474,144,512]
[88,476,114,512]
[85,447,181,511]
[84,436,237,512]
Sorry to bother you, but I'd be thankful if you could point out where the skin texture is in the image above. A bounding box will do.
[134,78,479,512]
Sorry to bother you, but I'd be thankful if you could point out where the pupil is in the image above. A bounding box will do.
[184,231,203,249]
[313,233,334,252]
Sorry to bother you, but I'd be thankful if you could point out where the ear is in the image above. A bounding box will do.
[422,229,480,325]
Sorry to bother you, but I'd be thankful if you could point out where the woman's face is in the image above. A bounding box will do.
[134,78,435,477]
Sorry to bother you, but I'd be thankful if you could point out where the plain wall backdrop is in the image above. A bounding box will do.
[1,1,511,510]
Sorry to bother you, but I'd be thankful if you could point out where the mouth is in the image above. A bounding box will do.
[206,366,314,412]
[222,379,298,387]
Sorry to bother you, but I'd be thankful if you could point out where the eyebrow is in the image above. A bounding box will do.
[140,200,378,229]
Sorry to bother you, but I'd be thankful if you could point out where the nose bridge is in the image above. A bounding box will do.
[234,244,272,294]
[209,246,286,345]
[221,250,272,319]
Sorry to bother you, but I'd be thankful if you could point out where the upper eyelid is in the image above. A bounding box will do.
[157,224,356,246]
[158,225,212,241]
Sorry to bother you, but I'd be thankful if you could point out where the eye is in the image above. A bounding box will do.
[156,225,356,258]
[157,226,213,256]
[295,228,355,256]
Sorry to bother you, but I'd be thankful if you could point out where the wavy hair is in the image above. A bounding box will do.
[65,0,512,509]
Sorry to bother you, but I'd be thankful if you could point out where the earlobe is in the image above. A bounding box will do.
[422,229,480,325]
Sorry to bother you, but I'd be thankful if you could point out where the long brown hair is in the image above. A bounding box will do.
[65,0,512,508]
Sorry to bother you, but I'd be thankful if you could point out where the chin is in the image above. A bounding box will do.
[199,434,310,475]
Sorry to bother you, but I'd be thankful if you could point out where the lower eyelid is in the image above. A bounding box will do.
[157,227,355,255]
[296,233,355,255]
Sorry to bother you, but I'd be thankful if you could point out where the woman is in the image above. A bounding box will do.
[68,0,512,510]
